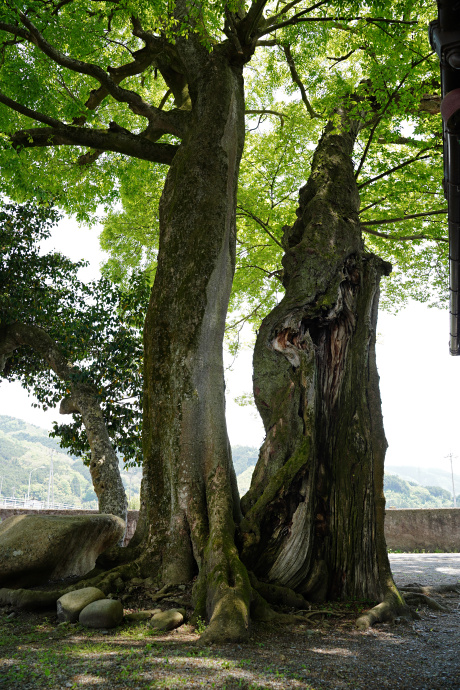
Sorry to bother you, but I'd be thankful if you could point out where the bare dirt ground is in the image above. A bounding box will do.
[0,554,459,690]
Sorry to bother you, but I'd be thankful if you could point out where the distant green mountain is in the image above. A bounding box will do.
[384,472,457,509]
[232,445,257,474]
[0,415,96,507]
[385,464,460,496]
[0,415,142,509]
[1,417,457,508]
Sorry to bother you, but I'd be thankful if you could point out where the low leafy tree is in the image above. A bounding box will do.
[0,201,149,522]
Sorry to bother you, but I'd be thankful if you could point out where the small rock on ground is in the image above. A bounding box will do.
[149,608,185,631]
[57,587,105,623]
[79,598,123,629]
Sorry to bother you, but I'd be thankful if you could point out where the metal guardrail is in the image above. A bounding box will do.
[0,497,79,510]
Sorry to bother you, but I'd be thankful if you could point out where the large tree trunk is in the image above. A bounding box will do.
[240,117,405,624]
[134,40,251,642]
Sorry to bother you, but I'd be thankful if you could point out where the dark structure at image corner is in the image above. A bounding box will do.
[430,0,460,354]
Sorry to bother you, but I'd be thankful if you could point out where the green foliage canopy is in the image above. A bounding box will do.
[0,1,448,345]
[92,1,448,340]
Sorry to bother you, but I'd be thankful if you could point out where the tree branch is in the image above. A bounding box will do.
[0,322,74,381]
[0,90,64,128]
[282,45,320,118]
[359,197,387,214]
[265,0,328,28]
[246,109,285,126]
[259,14,416,36]
[0,21,31,41]
[16,12,187,135]
[361,208,447,227]
[0,88,180,165]
[237,264,283,279]
[357,152,434,190]
[84,45,159,112]
[354,53,434,178]
[362,226,448,243]
[1,14,189,141]
[354,74,410,179]
[10,125,178,165]
[158,89,172,110]
[224,6,245,56]
[239,0,269,42]
[237,206,284,248]
[18,13,141,98]
[327,49,357,68]
[130,15,163,50]
[225,304,262,331]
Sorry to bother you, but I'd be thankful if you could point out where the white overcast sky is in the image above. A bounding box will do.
[2,214,460,475]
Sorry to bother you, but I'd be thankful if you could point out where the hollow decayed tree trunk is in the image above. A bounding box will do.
[133,40,252,642]
[240,117,405,625]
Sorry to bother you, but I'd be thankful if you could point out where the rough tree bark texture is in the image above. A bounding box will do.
[240,116,404,621]
[135,38,252,642]
[0,323,127,533]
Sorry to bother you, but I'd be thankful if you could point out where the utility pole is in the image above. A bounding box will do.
[445,453,457,508]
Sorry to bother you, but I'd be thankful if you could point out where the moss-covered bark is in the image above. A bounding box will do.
[134,37,252,641]
[240,114,405,620]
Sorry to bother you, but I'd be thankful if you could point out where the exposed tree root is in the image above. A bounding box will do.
[355,578,460,630]
[397,582,458,613]
[247,575,342,627]
[249,586,338,628]
[249,587,308,624]
[197,588,251,645]
[248,572,309,610]
[77,561,144,594]
[400,583,460,596]
[0,559,149,614]
[356,591,409,630]
[249,587,279,622]
[400,591,450,612]
[299,609,344,620]
[148,584,176,602]
[0,587,66,611]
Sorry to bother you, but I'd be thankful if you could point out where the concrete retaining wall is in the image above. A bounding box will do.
[1,508,459,552]
[384,508,460,553]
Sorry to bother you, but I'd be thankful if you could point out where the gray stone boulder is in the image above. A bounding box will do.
[57,587,106,623]
[149,608,186,632]
[0,514,125,588]
[79,598,124,628]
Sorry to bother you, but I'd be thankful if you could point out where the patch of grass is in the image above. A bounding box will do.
[194,615,207,634]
